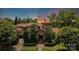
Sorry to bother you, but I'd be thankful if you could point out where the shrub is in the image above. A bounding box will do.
[23,30,30,43]
[59,26,79,51]
[23,24,38,44]
[0,21,19,50]
[43,25,54,43]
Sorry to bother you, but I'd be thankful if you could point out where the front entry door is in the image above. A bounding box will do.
[38,35,43,44]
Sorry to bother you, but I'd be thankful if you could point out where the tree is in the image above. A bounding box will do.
[31,19,37,23]
[74,16,79,28]
[48,13,61,27]
[21,17,37,23]
[59,26,79,51]
[43,25,53,43]
[4,17,12,22]
[23,30,29,43]
[23,24,38,44]
[4,17,14,24]
[26,17,31,23]
[48,13,57,22]
[0,21,19,50]
[58,9,77,27]
[14,16,18,25]
[18,17,21,24]
[30,24,37,43]
[22,18,27,23]
[48,9,77,27]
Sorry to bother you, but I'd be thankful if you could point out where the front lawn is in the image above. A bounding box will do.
[21,46,37,51]
[43,43,65,51]
[21,43,65,51]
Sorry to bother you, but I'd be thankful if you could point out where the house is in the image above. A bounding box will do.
[15,18,60,43]
[15,18,52,33]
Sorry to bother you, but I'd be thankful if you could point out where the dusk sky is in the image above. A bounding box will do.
[0,8,79,19]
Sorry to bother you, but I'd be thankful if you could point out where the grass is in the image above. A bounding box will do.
[21,43,65,51]
[21,46,37,51]
[43,43,65,51]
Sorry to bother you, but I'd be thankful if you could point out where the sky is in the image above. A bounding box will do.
[0,8,79,20]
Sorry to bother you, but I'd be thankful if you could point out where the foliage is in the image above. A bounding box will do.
[26,17,31,23]
[23,30,29,43]
[48,13,61,27]
[4,17,14,24]
[0,21,19,50]
[23,24,38,44]
[18,17,21,24]
[48,9,77,27]
[30,24,38,43]
[48,13,57,22]
[4,17,13,22]
[22,17,35,23]
[22,18,27,23]
[14,16,18,25]
[31,19,37,23]
[58,9,76,26]
[74,16,79,28]
[0,21,19,44]
[43,25,54,43]
[59,26,79,50]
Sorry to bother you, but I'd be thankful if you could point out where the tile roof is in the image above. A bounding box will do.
[52,28,60,33]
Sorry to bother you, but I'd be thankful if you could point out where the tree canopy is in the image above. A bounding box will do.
[59,26,79,50]
[0,21,19,44]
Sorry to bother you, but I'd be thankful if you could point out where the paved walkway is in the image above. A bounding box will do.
[36,43,45,51]
[36,39,45,51]
[15,38,24,51]
[13,38,45,51]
